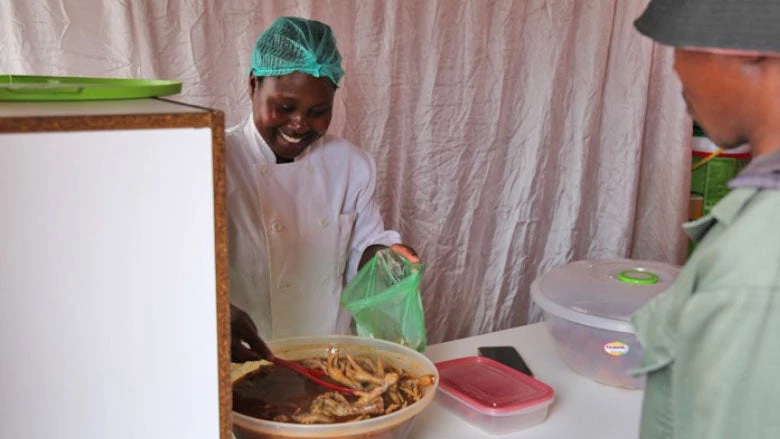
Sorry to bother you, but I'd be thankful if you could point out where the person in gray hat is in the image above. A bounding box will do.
[630,1,780,438]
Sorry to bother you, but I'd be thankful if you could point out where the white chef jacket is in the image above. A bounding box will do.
[225,115,401,340]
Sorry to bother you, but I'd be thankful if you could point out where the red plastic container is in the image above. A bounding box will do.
[434,356,554,434]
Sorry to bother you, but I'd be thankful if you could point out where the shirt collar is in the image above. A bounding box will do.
[729,150,780,190]
[684,188,758,242]
[242,114,276,164]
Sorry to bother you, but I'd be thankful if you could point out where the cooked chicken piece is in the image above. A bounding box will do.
[415,374,436,387]
[310,392,384,418]
[386,387,401,405]
[355,373,399,405]
[326,347,361,389]
[345,353,387,385]
[291,412,334,424]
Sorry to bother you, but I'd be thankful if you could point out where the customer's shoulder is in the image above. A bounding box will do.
[728,189,780,242]
[745,188,780,214]
[697,189,780,288]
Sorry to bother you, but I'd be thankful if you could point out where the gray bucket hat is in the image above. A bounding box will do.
[635,0,780,54]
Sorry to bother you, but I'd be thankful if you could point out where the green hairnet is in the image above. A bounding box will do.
[249,17,344,87]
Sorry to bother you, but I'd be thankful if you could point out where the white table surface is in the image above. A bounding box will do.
[410,323,643,438]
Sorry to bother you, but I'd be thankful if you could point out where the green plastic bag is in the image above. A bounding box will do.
[340,249,427,352]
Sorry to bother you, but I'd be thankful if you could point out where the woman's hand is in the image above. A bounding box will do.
[359,244,421,270]
[230,304,272,363]
[390,244,420,264]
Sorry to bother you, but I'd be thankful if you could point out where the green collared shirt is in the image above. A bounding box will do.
[631,188,780,439]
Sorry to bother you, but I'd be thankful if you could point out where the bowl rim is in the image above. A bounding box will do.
[231,335,439,435]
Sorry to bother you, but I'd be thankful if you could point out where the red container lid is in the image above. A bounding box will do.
[435,356,554,415]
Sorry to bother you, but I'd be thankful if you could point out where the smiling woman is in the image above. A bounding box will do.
[225,16,421,351]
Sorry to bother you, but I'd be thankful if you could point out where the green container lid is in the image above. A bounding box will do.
[0,74,182,101]
[617,269,659,285]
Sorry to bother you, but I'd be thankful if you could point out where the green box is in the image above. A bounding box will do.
[691,155,750,215]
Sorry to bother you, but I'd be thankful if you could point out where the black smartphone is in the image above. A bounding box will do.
[478,346,533,376]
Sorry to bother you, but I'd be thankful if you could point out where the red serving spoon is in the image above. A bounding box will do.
[252,335,357,396]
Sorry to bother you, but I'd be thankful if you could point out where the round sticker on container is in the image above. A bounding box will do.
[604,341,630,356]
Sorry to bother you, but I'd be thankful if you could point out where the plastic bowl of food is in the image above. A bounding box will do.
[531,259,679,389]
[232,335,438,439]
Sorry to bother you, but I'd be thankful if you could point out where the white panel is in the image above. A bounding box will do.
[0,128,219,439]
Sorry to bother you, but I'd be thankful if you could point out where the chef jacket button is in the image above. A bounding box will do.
[271,222,284,232]
[319,275,329,286]
[319,218,329,228]
[261,167,272,176]
[278,282,290,290]
[306,164,314,173]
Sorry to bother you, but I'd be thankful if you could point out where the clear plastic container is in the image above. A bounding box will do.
[232,335,438,439]
[434,356,554,434]
[531,258,680,389]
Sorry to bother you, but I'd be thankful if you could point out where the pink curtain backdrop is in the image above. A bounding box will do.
[0,0,691,343]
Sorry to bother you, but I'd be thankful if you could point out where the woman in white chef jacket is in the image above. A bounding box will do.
[227,17,419,361]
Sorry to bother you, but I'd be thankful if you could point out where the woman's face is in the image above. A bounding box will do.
[250,72,336,162]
